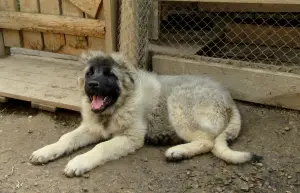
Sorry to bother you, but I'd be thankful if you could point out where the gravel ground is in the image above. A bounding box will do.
[0,99,299,193]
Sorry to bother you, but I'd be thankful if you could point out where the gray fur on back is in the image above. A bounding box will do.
[145,74,233,145]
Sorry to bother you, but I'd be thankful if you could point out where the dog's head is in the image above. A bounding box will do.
[78,51,136,113]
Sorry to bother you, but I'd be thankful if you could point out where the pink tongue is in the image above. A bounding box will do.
[91,96,104,110]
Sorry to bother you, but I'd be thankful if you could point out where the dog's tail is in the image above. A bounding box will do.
[211,104,262,164]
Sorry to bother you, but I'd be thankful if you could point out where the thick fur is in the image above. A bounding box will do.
[30,51,262,177]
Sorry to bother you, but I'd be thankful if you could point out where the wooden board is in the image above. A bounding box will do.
[159,0,300,4]
[0,54,82,111]
[103,0,117,52]
[198,2,300,12]
[152,54,300,111]
[149,2,160,40]
[67,0,102,18]
[87,2,106,51]
[19,0,44,50]
[39,0,65,52]
[0,30,5,56]
[216,44,300,65]
[0,11,106,38]
[61,0,88,55]
[10,47,79,60]
[227,24,300,48]
[0,0,21,48]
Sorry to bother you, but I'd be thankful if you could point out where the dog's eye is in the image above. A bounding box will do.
[86,67,94,76]
[109,72,117,79]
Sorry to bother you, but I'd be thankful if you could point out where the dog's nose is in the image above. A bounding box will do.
[88,81,100,88]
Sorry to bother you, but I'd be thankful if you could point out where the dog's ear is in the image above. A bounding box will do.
[77,76,85,91]
[110,52,137,71]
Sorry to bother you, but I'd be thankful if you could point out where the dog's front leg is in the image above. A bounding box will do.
[30,124,102,164]
[64,134,144,177]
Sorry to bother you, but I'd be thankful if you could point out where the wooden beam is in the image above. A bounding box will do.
[67,0,102,18]
[156,0,300,4]
[216,44,300,65]
[88,2,106,51]
[19,0,44,50]
[10,47,79,60]
[0,30,5,56]
[61,0,88,56]
[226,24,300,49]
[152,54,300,111]
[39,0,65,52]
[0,11,105,38]
[198,2,300,12]
[0,0,22,48]
[0,96,8,103]
[104,0,117,52]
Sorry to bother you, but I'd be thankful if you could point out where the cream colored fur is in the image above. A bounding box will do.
[30,51,261,177]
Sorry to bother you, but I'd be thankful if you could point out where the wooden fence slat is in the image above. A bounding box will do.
[20,0,43,50]
[0,11,106,38]
[103,0,117,52]
[88,2,106,51]
[0,30,5,56]
[67,0,102,18]
[39,0,65,52]
[227,23,300,48]
[0,0,22,48]
[61,0,88,55]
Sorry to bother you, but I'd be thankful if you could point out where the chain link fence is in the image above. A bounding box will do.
[118,1,300,74]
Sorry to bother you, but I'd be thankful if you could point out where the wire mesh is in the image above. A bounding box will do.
[118,1,300,74]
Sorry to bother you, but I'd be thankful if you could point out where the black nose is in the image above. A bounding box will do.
[88,81,100,88]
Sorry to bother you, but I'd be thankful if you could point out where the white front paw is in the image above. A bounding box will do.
[64,155,94,177]
[30,144,61,164]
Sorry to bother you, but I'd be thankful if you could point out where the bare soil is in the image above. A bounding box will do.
[0,99,299,193]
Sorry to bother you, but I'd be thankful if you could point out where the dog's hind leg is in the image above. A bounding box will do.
[30,124,102,164]
[166,92,226,161]
[165,135,214,161]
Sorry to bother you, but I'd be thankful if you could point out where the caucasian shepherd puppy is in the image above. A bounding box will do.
[30,51,262,177]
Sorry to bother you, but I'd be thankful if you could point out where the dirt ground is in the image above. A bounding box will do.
[0,99,299,193]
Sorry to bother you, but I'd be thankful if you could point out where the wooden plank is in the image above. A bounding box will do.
[149,43,202,56]
[0,30,5,56]
[39,0,66,52]
[0,55,81,111]
[19,0,44,50]
[0,96,8,103]
[216,44,300,65]
[103,0,117,53]
[149,1,160,40]
[152,54,300,111]
[0,0,21,48]
[0,54,82,79]
[158,0,300,4]
[10,47,79,61]
[88,2,106,51]
[61,0,88,56]
[67,0,102,18]
[31,102,57,112]
[0,11,106,38]
[198,2,300,12]
[226,23,300,49]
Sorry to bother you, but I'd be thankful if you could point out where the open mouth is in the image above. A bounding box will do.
[90,95,112,111]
